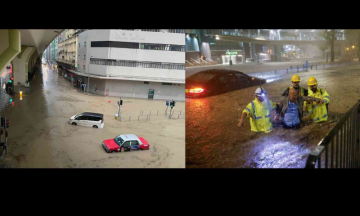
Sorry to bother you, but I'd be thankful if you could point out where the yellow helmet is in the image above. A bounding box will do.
[291,74,301,82]
[307,77,317,86]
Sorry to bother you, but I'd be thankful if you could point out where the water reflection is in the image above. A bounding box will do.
[251,141,310,168]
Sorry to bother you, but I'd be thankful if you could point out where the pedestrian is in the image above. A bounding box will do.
[306,77,330,123]
[238,87,277,133]
[282,74,308,97]
[275,88,323,129]
[305,60,310,71]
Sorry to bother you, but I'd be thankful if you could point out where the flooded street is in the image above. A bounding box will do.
[186,64,360,168]
[0,65,185,168]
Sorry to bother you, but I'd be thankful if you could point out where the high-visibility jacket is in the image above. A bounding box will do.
[243,98,277,133]
[306,88,330,123]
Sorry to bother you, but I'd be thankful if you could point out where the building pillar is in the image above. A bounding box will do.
[13,46,34,86]
[0,30,21,73]
[274,45,282,62]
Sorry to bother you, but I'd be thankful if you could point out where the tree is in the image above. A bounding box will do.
[345,29,360,59]
[317,43,328,58]
[320,30,338,62]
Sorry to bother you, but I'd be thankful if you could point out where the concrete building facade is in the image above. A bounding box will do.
[71,29,185,101]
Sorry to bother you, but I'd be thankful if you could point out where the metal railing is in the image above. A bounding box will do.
[203,29,346,41]
[187,58,217,67]
[247,60,357,80]
[305,100,360,168]
[0,115,8,161]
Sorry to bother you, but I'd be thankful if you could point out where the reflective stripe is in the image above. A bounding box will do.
[245,108,251,113]
[251,102,256,119]
[267,127,273,131]
[313,118,319,121]
[265,115,271,118]
[314,105,318,108]
[322,114,328,118]
[266,99,272,117]
[323,99,328,104]
[308,110,313,114]
[325,96,330,99]
[256,117,262,119]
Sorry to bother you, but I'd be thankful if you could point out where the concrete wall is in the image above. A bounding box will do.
[0,30,9,55]
[0,30,21,74]
[108,30,185,45]
[79,29,185,83]
[104,79,185,101]
[13,46,34,86]
[77,30,89,73]
[185,34,199,52]
[90,65,184,82]
[200,42,211,60]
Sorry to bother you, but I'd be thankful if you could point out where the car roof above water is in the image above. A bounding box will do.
[81,112,104,118]
[119,134,140,142]
[192,69,245,75]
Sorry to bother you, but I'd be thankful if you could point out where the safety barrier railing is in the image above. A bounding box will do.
[187,58,218,67]
[305,100,360,168]
[247,60,358,80]
[0,115,8,161]
[203,29,346,41]
[140,110,183,116]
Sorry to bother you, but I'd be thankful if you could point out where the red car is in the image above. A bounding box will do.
[102,134,150,153]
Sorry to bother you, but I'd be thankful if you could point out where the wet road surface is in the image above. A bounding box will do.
[186,64,360,168]
[0,64,185,168]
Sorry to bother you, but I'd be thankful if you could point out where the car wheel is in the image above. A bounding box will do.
[93,125,98,128]
[72,122,77,125]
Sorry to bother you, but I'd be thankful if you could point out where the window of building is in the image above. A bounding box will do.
[89,58,185,70]
[83,65,85,71]
[84,55,86,60]
[144,81,149,84]
[84,42,86,47]
[162,83,173,85]
[91,41,184,52]
[79,43,80,48]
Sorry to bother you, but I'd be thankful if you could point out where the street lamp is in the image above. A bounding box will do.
[352,45,355,49]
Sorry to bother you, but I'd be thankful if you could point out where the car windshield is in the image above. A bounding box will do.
[114,136,125,146]
[188,73,216,83]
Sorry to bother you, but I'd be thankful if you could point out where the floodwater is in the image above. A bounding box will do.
[0,65,185,168]
[186,64,360,168]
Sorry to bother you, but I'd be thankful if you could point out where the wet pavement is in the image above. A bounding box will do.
[0,64,185,168]
[186,64,360,168]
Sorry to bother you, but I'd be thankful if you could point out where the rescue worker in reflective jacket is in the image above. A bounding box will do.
[306,77,330,123]
[238,87,277,133]
[282,74,308,97]
[275,88,324,129]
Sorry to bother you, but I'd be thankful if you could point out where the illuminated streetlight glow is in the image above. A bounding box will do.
[352,45,355,49]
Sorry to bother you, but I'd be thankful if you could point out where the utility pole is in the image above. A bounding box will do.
[118,97,121,120]
[87,32,90,95]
